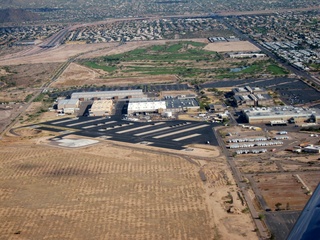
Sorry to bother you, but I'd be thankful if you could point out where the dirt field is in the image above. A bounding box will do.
[0,133,258,240]
[51,63,177,88]
[204,41,260,52]
[0,63,60,88]
[236,159,279,173]
[252,173,311,211]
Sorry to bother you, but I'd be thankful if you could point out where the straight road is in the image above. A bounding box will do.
[213,127,269,239]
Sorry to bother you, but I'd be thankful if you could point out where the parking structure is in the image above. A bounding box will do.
[35,116,219,150]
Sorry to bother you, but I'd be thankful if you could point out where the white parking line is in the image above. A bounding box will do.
[52,118,79,125]
[134,126,171,136]
[173,133,201,141]
[67,117,105,127]
[153,124,209,139]
[117,122,165,134]
[82,121,116,129]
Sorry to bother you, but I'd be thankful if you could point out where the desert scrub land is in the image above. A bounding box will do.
[0,63,60,89]
[0,135,257,240]
[0,142,212,239]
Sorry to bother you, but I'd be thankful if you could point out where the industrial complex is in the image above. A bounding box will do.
[71,89,146,101]
[56,89,200,117]
[243,106,320,124]
[232,86,273,107]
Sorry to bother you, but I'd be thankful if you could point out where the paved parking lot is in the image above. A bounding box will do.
[265,211,300,240]
[202,77,320,107]
[37,117,218,150]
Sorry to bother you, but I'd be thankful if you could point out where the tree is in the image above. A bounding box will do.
[275,202,282,211]
[258,213,265,220]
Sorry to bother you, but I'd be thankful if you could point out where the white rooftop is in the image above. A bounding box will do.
[244,106,320,118]
[128,100,166,112]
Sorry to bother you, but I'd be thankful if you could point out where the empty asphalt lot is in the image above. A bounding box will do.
[36,117,219,150]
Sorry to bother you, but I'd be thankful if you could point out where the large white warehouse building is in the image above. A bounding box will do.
[71,90,145,101]
[127,100,166,114]
[243,106,320,124]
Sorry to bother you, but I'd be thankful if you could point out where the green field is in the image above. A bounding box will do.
[79,41,289,82]
[266,64,289,75]
[100,42,219,62]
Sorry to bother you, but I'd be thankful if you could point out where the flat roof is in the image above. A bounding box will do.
[128,100,166,112]
[165,98,199,109]
[90,99,113,112]
[58,99,79,105]
[71,90,144,99]
[244,106,320,119]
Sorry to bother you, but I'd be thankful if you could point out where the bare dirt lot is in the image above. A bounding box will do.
[204,41,260,52]
[252,173,311,211]
[51,63,177,88]
[0,89,34,103]
[0,134,257,240]
[0,63,60,88]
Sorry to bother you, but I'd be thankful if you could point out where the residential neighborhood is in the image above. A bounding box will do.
[226,10,320,72]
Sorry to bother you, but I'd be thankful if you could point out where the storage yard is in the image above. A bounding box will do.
[222,124,320,239]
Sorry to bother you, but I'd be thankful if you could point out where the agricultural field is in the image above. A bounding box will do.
[0,134,257,240]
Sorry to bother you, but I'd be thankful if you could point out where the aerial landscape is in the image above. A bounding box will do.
[0,0,319,239]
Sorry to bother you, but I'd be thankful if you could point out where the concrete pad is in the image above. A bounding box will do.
[55,138,99,148]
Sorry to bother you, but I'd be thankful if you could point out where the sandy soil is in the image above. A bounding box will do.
[0,109,11,120]
[252,173,312,210]
[0,63,60,88]
[0,88,35,102]
[204,41,260,52]
[0,133,258,240]
[51,63,177,88]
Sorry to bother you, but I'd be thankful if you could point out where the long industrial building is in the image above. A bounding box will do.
[127,98,200,114]
[57,99,79,110]
[127,100,166,114]
[71,90,145,101]
[243,106,320,124]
